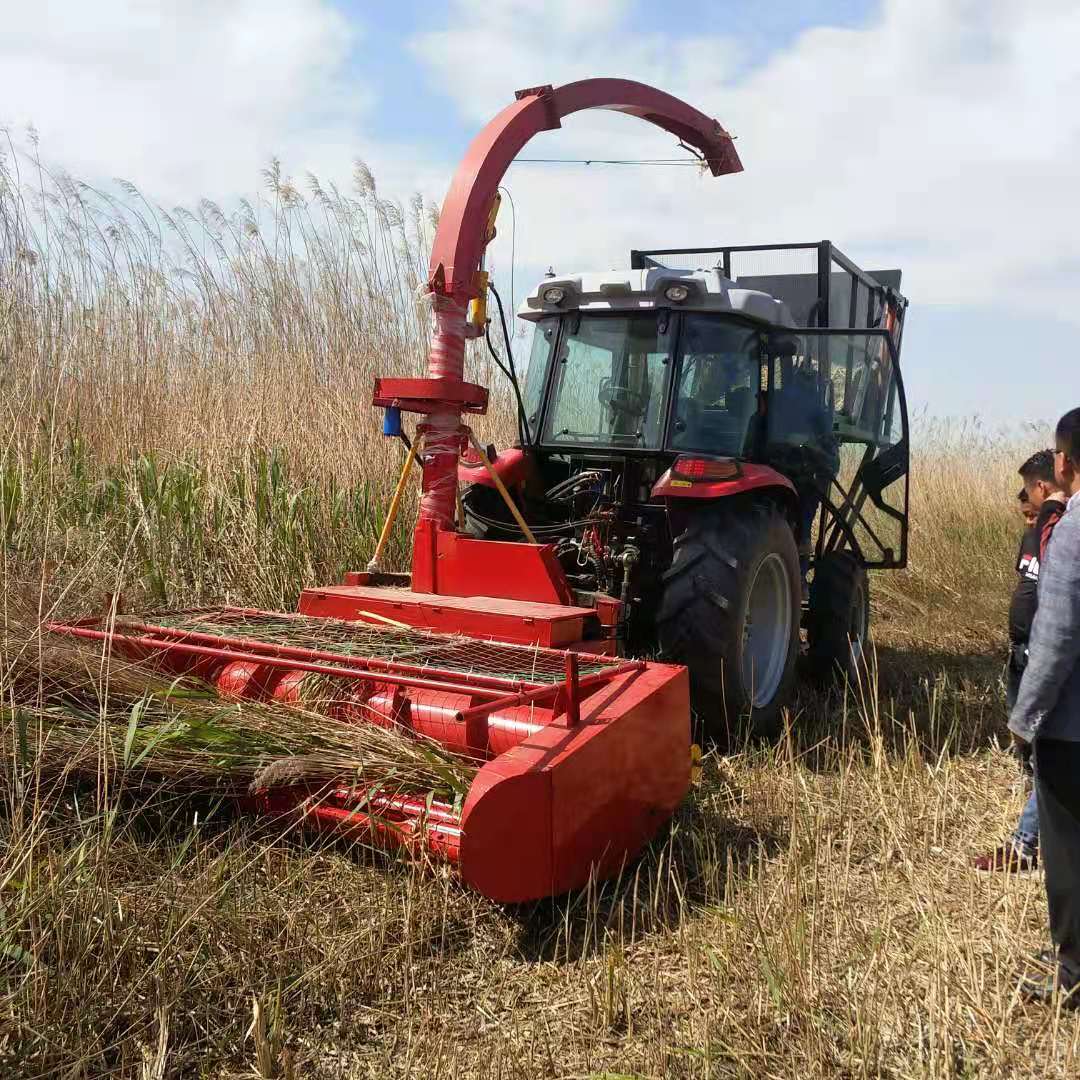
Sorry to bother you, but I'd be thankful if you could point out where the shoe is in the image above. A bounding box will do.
[1019,949,1080,1008]
[972,844,1038,872]
[1019,963,1080,1009]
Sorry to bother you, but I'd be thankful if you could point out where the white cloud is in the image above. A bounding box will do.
[413,0,1080,317]
[0,0,440,205]
[410,0,740,127]
[4,0,1078,328]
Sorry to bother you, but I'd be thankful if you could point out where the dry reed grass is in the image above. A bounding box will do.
[0,583,475,807]
[1,145,1075,1077]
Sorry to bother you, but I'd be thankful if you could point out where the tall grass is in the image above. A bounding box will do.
[2,146,430,461]
[1,143,1075,1076]
[1,139,517,608]
[1,437,399,610]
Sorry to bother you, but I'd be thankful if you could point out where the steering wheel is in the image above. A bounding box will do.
[599,377,647,419]
[769,437,839,486]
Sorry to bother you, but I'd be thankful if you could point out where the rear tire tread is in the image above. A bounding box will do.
[806,550,870,685]
[657,502,800,744]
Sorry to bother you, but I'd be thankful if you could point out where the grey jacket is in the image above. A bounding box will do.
[1009,491,1080,743]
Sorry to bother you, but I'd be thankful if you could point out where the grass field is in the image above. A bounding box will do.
[2,153,1077,1078]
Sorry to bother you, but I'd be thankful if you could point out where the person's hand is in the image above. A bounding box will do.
[1011,731,1033,770]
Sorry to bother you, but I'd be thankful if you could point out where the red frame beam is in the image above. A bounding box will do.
[48,622,500,700]
[64,617,554,693]
[45,612,641,723]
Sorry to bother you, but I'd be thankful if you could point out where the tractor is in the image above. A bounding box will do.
[50,80,909,901]
[461,245,909,741]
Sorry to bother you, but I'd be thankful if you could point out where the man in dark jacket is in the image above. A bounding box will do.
[1010,451,1067,705]
[975,452,1067,871]
[1011,409,1080,1007]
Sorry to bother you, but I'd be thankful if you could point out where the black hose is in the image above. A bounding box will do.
[482,324,515,385]
[463,504,598,536]
[484,322,530,447]
[545,470,604,501]
[488,281,530,446]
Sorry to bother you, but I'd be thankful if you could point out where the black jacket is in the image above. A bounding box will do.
[1008,498,1066,644]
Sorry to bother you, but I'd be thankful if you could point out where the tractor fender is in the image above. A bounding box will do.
[651,461,797,505]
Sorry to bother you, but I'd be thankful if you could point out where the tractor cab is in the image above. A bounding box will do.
[507,242,909,567]
[462,241,909,741]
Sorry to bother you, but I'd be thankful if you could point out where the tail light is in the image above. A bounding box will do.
[671,456,740,482]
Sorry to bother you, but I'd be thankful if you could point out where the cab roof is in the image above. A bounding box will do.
[518,267,797,329]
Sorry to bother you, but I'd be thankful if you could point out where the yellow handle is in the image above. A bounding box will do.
[366,437,420,571]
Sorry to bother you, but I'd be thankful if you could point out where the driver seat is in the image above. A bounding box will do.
[688,384,756,452]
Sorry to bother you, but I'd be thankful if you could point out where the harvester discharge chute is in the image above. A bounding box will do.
[49,80,745,902]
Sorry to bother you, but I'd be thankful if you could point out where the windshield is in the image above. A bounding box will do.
[542,314,671,448]
[520,317,557,442]
[669,317,763,457]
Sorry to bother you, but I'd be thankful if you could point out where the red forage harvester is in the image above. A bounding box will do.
[50,80,744,901]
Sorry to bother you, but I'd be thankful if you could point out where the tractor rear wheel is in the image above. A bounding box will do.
[657,502,801,746]
[805,551,870,685]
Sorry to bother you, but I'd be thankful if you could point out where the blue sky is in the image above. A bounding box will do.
[2,0,1077,428]
[338,1,878,153]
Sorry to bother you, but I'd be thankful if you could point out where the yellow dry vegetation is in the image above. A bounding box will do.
[1,153,1075,1078]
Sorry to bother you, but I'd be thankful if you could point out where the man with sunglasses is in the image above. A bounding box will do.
[976,453,1068,872]
[1010,408,1080,1008]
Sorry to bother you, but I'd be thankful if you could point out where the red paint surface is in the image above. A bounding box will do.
[373,376,488,415]
[413,521,574,603]
[262,790,464,865]
[457,446,532,489]
[415,296,469,531]
[459,662,690,902]
[434,532,573,605]
[651,460,797,501]
[298,584,595,647]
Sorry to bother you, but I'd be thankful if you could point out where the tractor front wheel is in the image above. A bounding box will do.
[657,502,801,746]
[805,550,870,686]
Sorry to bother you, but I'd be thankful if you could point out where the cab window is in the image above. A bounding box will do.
[669,317,762,457]
[542,314,670,448]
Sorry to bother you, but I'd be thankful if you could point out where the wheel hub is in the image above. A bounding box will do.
[741,552,793,708]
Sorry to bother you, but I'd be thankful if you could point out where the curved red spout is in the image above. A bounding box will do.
[428,78,742,304]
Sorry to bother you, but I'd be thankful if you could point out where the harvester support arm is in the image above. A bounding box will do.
[406,79,741,593]
[429,79,742,303]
